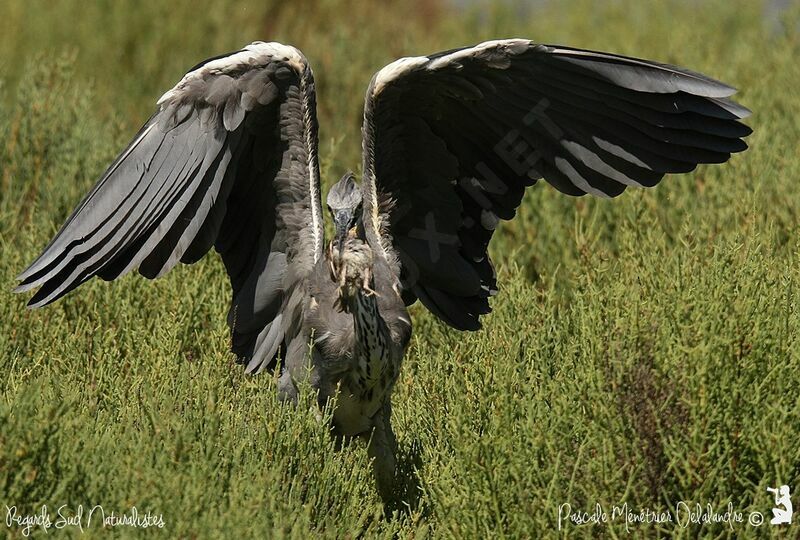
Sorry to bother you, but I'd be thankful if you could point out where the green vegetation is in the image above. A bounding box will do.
[1,0,799,537]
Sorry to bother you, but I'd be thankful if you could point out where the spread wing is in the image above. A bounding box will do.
[15,41,324,373]
[361,39,751,330]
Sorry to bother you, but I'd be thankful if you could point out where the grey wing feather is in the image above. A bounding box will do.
[361,39,751,331]
[16,42,324,373]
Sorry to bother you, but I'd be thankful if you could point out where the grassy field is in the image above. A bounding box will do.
[1,0,799,537]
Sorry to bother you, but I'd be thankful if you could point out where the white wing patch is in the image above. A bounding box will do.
[372,56,429,96]
[427,38,532,71]
[158,41,307,106]
[371,39,535,98]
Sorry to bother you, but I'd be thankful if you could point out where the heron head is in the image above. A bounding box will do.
[327,171,363,262]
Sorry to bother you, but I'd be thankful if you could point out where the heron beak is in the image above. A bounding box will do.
[333,209,354,263]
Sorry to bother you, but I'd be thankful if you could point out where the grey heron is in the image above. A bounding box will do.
[15,40,751,500]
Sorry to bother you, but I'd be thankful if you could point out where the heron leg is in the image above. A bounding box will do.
[367,400,398,502]
[277,338,325,411]
[277,369,299,404]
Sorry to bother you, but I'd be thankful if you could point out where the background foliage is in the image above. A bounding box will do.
[1,0,799,537]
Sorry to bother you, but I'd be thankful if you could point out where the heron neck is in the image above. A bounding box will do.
[350,286,392,390]
[352,288,385,348]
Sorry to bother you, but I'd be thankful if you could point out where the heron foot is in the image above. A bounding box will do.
[366,402,398,503]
